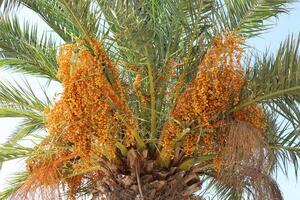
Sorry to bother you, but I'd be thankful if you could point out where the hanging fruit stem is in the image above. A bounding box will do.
[145,47,157,149]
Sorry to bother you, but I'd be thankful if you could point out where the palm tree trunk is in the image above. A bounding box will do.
[91,149,202,200]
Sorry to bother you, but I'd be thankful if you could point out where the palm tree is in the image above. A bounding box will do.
[0,0,300,199]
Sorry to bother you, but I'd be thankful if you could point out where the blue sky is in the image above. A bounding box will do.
[0,2,300,199]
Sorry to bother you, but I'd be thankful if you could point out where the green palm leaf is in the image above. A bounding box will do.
[266,111,300,178]
[0,171,28,200]
[0,1,300,199]
[4,119,44,146]
[0,0,20,11]
[235,35,300,126]
[0,80,48,145]
[0,80,49,112]
[213,0,295,37]
[0,145,32,169]
[0,16,58,80]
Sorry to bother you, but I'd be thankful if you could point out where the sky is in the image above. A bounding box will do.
[0,2,300,200]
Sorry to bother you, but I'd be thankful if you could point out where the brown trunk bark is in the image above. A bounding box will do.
[93,170,201,200]
[90,150,203,200]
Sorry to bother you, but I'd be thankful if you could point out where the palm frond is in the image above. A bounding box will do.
[2,0,111,44]
[213,0,294,37]
[265,110,300,178]
[1,0,79,42]
[21,0,80,42]
[57,0,101,39]
[0,171,28,200]
[273,143,300,177]
[97,1,215,129]
[4,118,44,146]
[233,35,300,179]
[0,80,49,112]
[0,16,58,80]
[235,34,300,124]
[0,108,43,120]
[0,80,48,145]
[97,0,213,63]
[0,0,21,12]
[0,145,32,169]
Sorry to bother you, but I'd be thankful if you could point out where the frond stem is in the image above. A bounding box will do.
[60,0,88,38]
[271,145,300,151]
[135,160,144,199]
[231,85,300,112]
[145,47,157,145]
